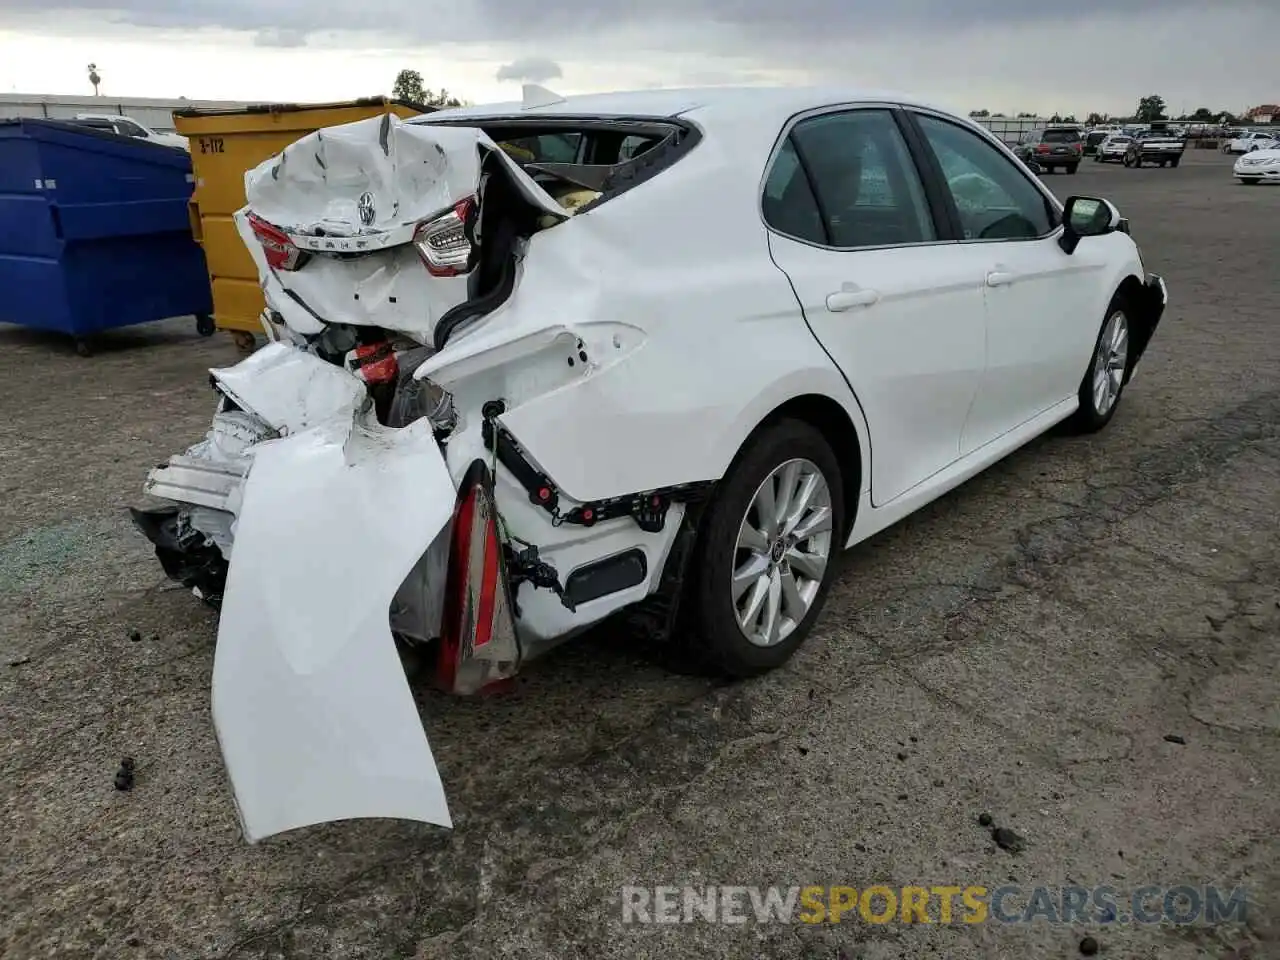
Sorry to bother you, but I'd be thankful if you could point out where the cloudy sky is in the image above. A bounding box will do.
[0,1,1275,117]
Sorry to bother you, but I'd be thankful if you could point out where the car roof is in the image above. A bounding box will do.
[422,85,952,128]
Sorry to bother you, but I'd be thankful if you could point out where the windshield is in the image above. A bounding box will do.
[1042,129,1081,143]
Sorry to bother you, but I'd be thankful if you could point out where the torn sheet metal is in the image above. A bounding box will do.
[244,113,568,243]
[210,341,367,435]
[212,417,455,842]
[234,114,569,339]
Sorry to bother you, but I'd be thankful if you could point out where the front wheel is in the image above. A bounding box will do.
[1068,297,1132,434]
[685,419,845,677]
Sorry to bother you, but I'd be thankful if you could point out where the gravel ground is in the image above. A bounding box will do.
[1,149,1276,960]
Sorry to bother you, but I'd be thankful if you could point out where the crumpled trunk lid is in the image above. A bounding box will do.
[236,114,572,341]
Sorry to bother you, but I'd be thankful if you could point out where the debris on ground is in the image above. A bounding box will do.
[7,654,32,667]
[1079,935,1100,955]
[992,826,1026,854]
[978,812,994,827]
[114,757,136,791]
[1164,734,1187,745]
[128,628,142,643]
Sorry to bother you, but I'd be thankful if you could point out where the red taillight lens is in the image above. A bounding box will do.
[247,212,308,271]
[347,342,399,385]
[436,468,520,695]
[1036,144,1051,153]
[413,198,475,278]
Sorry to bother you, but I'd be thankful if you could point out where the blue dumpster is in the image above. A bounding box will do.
[0,118,213,353]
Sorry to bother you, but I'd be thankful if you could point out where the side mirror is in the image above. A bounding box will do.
[1059,196,1122,254]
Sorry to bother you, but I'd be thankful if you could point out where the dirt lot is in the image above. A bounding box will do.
[1,149,1277,960]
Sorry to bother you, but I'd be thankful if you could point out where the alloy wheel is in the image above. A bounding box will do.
[1092,311,1130,416]
[731,458,834,647]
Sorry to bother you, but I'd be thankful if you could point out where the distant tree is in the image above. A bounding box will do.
[393,69,426,103]
[968,109,990,118]
[1049,113,1063,123]
[1062,114,1077,123]
[87,63,101,96]
[424,88,465,108]
[1086,112,1107,125]
[991,112,1006,118]
[1189,107,1216,120]
[1016,111,1037,118]
[1135,94,1168,123]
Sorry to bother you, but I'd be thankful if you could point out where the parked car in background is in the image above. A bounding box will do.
[1123,129,1186,167]
[1083,130,1110,155]
[131,86,1167,844]
[1013,126,1084,173]
[1094,134,1133,163]
[70,113,188,150]
[1224,131,1279,154]
[1234,145,1280,184]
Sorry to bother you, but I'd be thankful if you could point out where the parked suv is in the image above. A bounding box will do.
[1014,126,1084,174]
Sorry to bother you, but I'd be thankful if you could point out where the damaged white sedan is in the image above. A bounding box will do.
[134,86,1167,842]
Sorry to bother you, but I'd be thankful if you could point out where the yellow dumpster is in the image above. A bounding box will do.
[173,98,427,347]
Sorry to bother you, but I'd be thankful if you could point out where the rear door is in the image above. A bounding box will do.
[764,106,988,506]
[904,111,1103,451]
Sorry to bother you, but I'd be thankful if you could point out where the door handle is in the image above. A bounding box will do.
[985,270,1016,287]
[826,285,880,311]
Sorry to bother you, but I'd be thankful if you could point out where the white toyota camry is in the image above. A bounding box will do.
[133,86,1167,842]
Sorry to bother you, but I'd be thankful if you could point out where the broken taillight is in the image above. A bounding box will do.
[436,466,521,696]
[247,212,309,271]
[346,342,399,385]
[413,198,474,277]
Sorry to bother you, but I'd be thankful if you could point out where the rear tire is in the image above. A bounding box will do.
[1068,294,1132,434]
[1066,163,1079,174]
[1170,157,1181,168]
[685,419,846,678]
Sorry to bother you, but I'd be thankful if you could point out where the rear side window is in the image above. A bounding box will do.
[1043,129,1081,143]
[761,138,826,245]
[784,109,936,249]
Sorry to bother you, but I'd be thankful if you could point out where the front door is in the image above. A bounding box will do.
[907,112,1104,452]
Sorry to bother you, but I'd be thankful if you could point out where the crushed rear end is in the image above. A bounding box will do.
[131,107,701,841]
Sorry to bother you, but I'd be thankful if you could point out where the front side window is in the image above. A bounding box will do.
[114,119,147,138]
[913,113,1056,241]
[787,109,936,249]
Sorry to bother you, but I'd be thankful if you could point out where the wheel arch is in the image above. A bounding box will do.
[725,392,865,541]
[1114,273,1161,381]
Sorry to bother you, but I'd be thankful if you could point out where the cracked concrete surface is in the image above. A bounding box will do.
[1,151,1276,959]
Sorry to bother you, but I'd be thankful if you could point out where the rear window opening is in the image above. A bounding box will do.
[424,115,698,205]
[1042,129,1081,143]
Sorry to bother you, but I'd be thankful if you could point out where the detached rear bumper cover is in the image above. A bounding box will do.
[212,415,456,842]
